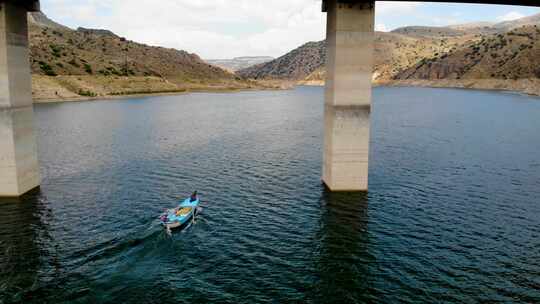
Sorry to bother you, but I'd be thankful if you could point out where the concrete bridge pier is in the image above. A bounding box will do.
[322,0,374,191]
[0,1,40,197]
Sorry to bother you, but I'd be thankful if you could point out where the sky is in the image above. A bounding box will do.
[41,0,540,59]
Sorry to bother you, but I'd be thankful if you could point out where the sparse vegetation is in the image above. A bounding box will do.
[27,10,540,101]
[49,44,62,58]
[78,89,97,97]
[84,63,93,74]
[39,61,57,76]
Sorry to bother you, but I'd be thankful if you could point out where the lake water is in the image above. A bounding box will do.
[1,86,540,303]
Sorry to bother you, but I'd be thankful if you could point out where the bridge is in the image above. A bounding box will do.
[0,0,539,196]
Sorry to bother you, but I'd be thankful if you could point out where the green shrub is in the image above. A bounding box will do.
[78,90,96,97]
[84,63,93,74]
[39,61,57,76]
[104,66,121,76]
[49,44,62,58]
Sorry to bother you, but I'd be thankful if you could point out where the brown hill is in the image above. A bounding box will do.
[245,31,473,83]
[29,12,235,81]
[240,13,540,95]
[493,13,540,32]
[237,41,326,80]
[27,12,273,101]
[391,26,467,38]
[447,13,540,35]
[395,25,540,80]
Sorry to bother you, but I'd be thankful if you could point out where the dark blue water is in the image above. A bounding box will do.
[1,86,540,303]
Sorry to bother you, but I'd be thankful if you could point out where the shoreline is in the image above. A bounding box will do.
[33,87,284,103]
[32,78,540,104]
[299,78,540,97]
[32,76,293,104]
[34,90,189,103]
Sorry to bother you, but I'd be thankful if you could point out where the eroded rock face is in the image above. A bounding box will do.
[28,11,69,30]
[76,27,119,38]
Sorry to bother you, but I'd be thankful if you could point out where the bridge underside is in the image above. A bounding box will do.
[322,0,540,11]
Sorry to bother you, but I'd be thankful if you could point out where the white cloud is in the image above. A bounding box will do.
[429,16,462,26]
[496,11,525,22]
[375,23,388,32]
[57,0,526,61]
[40,1,536,60]
[376,1,422,14]
[39,0,428,58]
[41,0,326,59]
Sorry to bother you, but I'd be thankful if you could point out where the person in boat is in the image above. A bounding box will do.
[190,191,198,202]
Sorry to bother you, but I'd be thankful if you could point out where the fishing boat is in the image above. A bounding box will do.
[160,195,200,232]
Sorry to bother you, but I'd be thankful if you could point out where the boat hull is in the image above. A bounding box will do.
[164,211,194,230]
[161,198,199,231]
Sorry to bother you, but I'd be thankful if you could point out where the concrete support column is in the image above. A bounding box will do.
[322,0,374,191]
[0,2,40,197]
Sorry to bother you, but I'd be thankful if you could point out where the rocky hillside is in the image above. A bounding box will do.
[392,26,466,38]
[395,25,540,80]
[29,12,234,81]
[27,12,274,101]
[493,13,540,32]
[239,13,540,95]
[237,41,326,80]
[240,32,469,82]
[205,56,274,72]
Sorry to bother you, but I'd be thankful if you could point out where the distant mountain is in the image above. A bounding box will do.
[205,56,274,72]
[76,27,119,38]
[493,13,540,31]
[393,13,540,37]
[447,22,498,35]
[448,22,495,30]
[447,13,540,34]
[391,26,467,38]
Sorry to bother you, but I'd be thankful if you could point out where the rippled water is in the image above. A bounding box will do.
[1,86,540,303]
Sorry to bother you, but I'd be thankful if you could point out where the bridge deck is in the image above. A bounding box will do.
[0,0,40,11]
[323,0,540,12]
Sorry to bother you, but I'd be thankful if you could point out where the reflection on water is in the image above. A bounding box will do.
[0,190,57,302]
[1,86,540,303]
[310,191,375,303]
